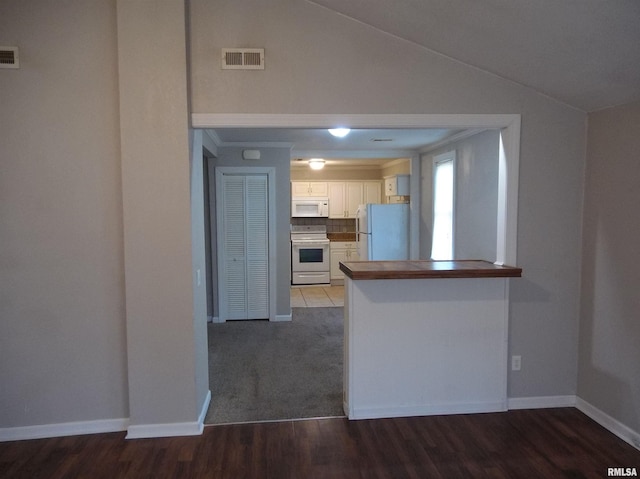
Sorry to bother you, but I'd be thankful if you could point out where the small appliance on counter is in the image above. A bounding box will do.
[290,225,331,284]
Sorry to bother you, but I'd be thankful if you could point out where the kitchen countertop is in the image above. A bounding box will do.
[339,259,522,280]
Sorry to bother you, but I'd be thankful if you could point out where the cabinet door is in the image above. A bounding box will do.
[345,182,363,218]
[384,175,410,197]
[345,243,359,261]
[385,177,397,196]
[292,181,328,196]
[395,175,410,195]
[309,182,328,196]
[291,182,310,196]
[330,246,348,280]
[363,181,382,205]
[328,182,346,218]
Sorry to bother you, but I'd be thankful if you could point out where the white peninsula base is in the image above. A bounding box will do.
[343,273,513,420]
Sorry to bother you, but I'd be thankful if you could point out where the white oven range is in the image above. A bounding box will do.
[290,225,330,285]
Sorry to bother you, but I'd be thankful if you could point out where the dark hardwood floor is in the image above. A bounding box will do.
[1,408,638,478]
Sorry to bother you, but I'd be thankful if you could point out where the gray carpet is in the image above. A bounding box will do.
[204,307,344,424]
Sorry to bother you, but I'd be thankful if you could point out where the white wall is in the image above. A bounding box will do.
[579,100,640,433]
[421,130,500,261]
[0,1,128,428]
[190,0,586,399]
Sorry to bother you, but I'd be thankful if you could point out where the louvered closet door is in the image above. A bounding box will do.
[245,176,269,318]
[220,173,269,320]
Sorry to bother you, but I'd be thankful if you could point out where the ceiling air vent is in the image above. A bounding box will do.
[0,47,19,69]
[221,48,264,70]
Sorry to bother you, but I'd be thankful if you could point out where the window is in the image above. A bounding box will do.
[431,151,456,260]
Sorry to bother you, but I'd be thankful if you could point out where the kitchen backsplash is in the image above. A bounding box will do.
[290,217,356,233]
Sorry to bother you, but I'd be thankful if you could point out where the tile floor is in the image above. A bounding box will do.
[291,284,344,307]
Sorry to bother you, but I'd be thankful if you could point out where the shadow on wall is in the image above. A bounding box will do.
[578,205,640,433]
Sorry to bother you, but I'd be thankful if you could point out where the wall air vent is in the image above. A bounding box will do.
[0,47,19,69]
[221,48,264,70]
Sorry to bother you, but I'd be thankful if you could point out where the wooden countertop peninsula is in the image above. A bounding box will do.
[339,259,522,280]
[341,259,520,420]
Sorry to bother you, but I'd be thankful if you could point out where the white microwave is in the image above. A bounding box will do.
[291,197,329,218]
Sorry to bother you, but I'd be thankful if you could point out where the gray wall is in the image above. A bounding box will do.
[0,0,128,428]
[381,161,411,178]
[578,100,640,433]
[189,130,212,421]
[10,0,637,436]
[118,0,205,429]
[421,130,499,261]
[207,147,292,319]
[1,0,208,435]
[190,0,586,400]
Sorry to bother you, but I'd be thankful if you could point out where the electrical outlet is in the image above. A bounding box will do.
[196,269,201,287]
[511,355,522,371]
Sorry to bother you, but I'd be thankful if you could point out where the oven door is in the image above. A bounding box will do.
[291,240,330,272]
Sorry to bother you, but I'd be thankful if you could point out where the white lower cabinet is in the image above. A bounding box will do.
[330,242,359,280]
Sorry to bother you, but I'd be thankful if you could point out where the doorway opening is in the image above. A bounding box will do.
[195,113,520,425]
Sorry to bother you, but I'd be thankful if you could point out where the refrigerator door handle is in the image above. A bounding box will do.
[355,206,361,252]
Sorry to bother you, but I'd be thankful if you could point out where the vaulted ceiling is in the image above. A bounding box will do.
[309,0,640,112]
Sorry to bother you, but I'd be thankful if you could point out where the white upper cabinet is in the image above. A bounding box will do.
[291,181,328,197]
[328,181,381,218]
[363,181,382,204]
[384,175,410,196]
[328,182,349,218]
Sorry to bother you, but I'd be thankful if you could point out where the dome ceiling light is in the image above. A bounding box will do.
[308,158,326,170]
[328,128,351,138]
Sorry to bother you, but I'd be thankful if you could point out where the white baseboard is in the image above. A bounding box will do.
[198,390,211,427]
[0,417,129,442]
[126,390,211,440]
[508,395,577,410]
[576,397,640,451]
[346,401,507,420]
[207,315,214,323]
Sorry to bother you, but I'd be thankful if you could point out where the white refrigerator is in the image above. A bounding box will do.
[356,204,409,260]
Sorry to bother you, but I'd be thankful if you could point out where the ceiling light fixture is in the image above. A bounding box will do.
[328,128,351,138]
[308,158,326,170]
